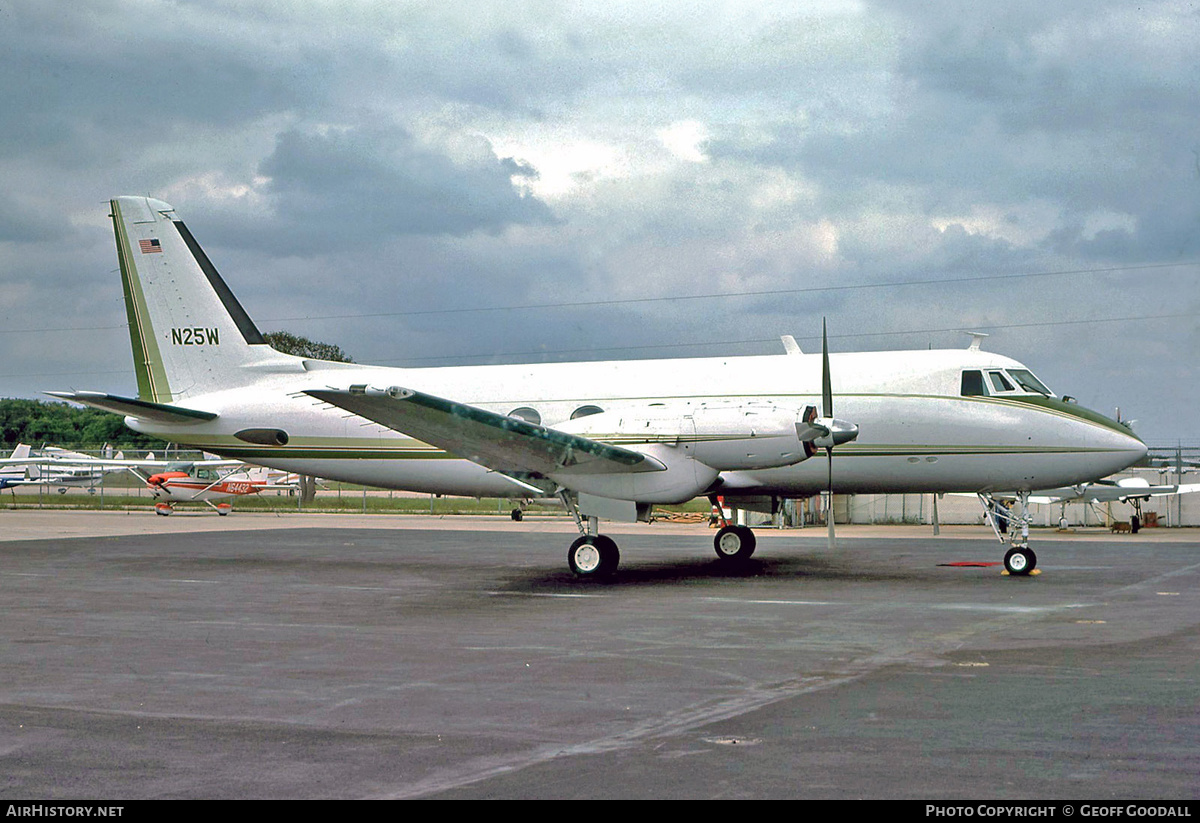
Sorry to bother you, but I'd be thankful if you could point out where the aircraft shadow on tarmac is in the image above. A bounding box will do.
[498,550,999,590]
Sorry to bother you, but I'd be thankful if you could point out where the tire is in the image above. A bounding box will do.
[568,535,619,577]
[713,525,756,562]
[510,508,524,522]
[1004,546,1037,576]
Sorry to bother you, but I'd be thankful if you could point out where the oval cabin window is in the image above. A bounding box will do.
[508,407,541,425]
[570,405,604,420]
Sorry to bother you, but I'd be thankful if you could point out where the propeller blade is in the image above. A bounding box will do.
[826,445,836,549]
[823,319,836,548]
[821,318,833,419]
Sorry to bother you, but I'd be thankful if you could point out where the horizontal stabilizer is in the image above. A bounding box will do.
[45,391,217,424]
[306,386,663,477]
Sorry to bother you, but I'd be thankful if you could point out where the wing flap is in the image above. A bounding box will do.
[306,386,663,477]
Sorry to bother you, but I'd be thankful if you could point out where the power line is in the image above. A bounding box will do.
[364,311,1197,364]
[3,260,1195,335]
[257,260,1198,324]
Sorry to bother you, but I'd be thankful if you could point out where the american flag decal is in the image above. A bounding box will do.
[139,239,162,254]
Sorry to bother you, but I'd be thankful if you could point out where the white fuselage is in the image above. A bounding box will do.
[127,346,1146,501]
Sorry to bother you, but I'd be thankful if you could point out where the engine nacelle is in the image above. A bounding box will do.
[551,401,814,502]
[690,402,812,471]
[549,441,719,504]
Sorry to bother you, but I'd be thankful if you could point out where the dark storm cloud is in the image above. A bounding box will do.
[0,3,311,167]
[228,126,557,253]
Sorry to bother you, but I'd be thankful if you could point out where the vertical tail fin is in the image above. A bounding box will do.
[7,443,31,461]
[111,196,292,401]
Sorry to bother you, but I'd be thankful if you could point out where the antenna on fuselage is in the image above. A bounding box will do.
[963,331,989,351]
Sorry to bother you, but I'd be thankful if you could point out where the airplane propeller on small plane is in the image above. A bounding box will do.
[797,319,859,548]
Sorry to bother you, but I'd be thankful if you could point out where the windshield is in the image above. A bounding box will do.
[1007,369,1052,396]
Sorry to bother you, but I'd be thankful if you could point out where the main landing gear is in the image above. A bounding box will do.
[558,493,760,578]
[567,534,620,577]
[713,524,756,562]
[561,492,620,578]
[709,495,756,563]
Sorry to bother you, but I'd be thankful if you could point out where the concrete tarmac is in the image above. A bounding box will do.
[0,512,1197,799]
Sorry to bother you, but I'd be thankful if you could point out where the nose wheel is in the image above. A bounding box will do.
[1004,546,1037,576]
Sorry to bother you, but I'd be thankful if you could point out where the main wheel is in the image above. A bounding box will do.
[713,525,756,562]
[510,508,524,521]
[1004,546,1037,576]
[568,534,619,577]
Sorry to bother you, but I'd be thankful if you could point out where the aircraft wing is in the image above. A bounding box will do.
[0,455,242,470]
[306,386,664,478]
[45,391,217,424]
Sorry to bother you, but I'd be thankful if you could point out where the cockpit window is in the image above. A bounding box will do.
[961,370,985,397]
[1007,369,1052,396]
[988,371,1014,393]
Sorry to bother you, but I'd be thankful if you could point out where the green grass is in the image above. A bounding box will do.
[1,486,713,517]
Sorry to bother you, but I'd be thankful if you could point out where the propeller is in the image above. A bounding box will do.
[796,319,859,548]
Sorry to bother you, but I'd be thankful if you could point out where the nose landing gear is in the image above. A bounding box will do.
[981,492,1039,576]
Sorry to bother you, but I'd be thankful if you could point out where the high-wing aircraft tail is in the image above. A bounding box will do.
[107,196,299,403]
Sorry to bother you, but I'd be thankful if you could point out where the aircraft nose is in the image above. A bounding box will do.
[1091,416,1147,475]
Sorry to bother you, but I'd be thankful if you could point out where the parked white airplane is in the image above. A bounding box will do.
[977,476,1200,541]
[48,196,1147,577]
[0,444,129,492]
[0,444,34,490]
[1025,477,1200,506]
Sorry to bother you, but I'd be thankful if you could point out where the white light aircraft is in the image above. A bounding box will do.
[48,196,1147,577]
[0,444,130,492]
[0,444,34,490]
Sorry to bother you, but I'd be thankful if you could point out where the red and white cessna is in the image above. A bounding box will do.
[143,464,299,515]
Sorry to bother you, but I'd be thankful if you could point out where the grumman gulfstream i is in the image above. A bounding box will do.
[50,196,1147,577]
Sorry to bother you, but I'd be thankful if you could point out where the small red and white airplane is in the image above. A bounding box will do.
[139,464,300,515]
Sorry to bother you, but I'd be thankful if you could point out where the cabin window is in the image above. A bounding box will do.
[508,407,541,426]
[961,370,985,397]
[570,405,605,420]
[1007,369,1052,396]
[988,371,1015,393]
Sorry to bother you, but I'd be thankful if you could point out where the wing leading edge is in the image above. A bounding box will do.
[305,386,666,478]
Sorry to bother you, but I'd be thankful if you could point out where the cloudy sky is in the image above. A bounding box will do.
[1,0,1197,448]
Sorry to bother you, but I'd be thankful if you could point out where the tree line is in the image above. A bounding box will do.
[0,398,166,451]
